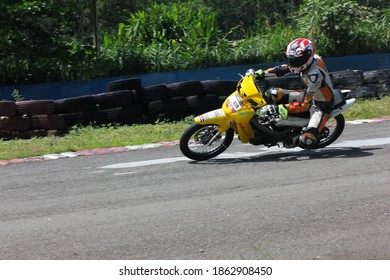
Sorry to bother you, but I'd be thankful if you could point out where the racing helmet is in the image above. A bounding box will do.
[285,38,314,74]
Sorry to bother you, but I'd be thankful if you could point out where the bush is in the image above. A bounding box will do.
[1,0,389,86]
[296,0,390,56]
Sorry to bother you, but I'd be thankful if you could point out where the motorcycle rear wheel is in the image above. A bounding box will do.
[180,123,234,161]
[317,114,345,148]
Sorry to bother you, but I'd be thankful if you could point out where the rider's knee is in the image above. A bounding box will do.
[299,127,319,149]
[265,87,286,103]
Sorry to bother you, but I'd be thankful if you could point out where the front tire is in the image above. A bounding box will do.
[317,114,345,148]
[180,123,234,161]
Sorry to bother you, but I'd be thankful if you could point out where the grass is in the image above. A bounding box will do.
[0,96,389,161]
[0,120,192,161]
[342,96,390,120]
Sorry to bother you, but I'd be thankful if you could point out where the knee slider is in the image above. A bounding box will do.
[299,127,319,149]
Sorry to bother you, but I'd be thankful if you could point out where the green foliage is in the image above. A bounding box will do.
[11,89,24,101]
[0,0,96,84]
[118,1,233,72]
[296,0,390,56]
[204,0,301,36]
[125,1,219,49]
[236,24,301,63]
[0,0,388,87]
[99,23,145,76]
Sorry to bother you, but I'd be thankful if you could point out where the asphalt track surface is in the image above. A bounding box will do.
[0,120,389,260]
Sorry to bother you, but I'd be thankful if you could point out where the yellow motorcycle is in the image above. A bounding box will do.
[179,71,356,161]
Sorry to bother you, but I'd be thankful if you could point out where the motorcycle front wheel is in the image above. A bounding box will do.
[179,123,234,161]
[317,114,345,148]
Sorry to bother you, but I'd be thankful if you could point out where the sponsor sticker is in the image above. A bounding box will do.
[198,109,225,122]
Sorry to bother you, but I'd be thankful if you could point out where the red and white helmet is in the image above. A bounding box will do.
[285,38,315,74]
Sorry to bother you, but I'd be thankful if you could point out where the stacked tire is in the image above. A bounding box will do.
[107,78,142,92]
[92,90,145,125]
[137,82,193,122]
[200,80,237,112]
[137,80,237,121]
[54,91,146,126]
[0,100,64,139]
[329,69,389,99]
[265,75,305,91]
[0,79,241,139]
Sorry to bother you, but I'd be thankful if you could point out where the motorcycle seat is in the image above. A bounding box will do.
[333,89,346,108]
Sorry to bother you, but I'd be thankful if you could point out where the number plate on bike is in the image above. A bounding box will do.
[226,93,243,112]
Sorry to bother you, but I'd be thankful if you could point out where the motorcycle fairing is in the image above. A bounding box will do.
[194,75,269,143]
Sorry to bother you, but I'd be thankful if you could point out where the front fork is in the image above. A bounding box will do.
[206,131,222,146]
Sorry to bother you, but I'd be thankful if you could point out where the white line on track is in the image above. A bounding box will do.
[113,172,138,176]
[100,137,390,170]
[101,158,188,169]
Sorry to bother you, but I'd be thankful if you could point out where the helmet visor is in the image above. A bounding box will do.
[286,55,309,68]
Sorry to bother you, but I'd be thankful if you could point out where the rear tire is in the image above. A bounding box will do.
[317,114,345,148]
[180,123,234,161]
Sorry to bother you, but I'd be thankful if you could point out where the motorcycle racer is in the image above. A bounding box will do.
[259,38,335,149]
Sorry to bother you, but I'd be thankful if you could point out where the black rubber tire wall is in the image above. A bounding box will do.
[163,97,189,121]
[55,96,96,114]
[191,94,221,115]
[79,105,146,126]
[137,85,169,104]
[329,70,364,88]
[93,90,135,110]
[167,81,203,98]
[201,80,237,96]
[363,69,390,84]
[32,114,67,130]
[0,101,17,116]
[16,100,56,116]
[117,105,145,124]
[107,78,142,91]
[265,76,305,90]
[0,116,32,131]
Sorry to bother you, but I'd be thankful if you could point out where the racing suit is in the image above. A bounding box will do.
[265,54,335,148]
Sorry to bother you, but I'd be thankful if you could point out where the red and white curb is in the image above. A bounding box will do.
[1,117,389,166]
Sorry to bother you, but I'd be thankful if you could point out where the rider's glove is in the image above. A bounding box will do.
[255,69,265,80]
[262,104,288,120]
[245,69,265,81]
[245,68,256,76]
[265,104,278,116]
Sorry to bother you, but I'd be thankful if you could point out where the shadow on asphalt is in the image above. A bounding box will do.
[189,147,379,164]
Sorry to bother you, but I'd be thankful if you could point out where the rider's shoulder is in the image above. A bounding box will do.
[305,64,321,76]
[304,63,324,84]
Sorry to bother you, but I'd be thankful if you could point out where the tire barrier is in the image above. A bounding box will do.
[93,90,136,110]
[329,69,390,99]
[55,95,97,114]
[265,75,305,90]
[107,78,142,92]
[137,84,169,105]
[0,101,17,116]
[201,80,237,103]
[0,116,32,131]
[16,100,56,116]
[32,114,67,130]
[0,69,389,140]
[330,70,364,88]
[167,81,203,98]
